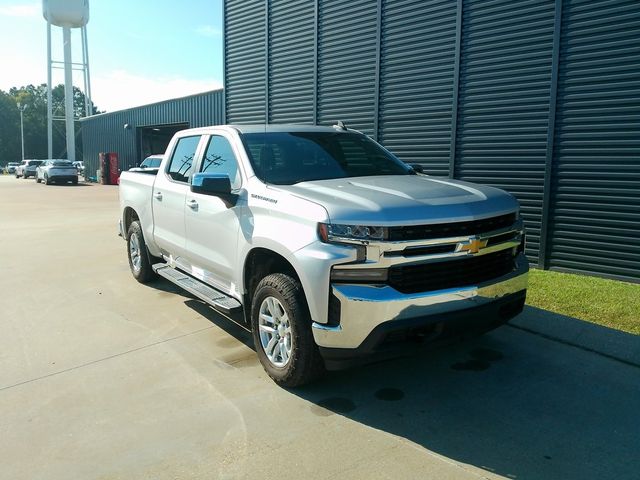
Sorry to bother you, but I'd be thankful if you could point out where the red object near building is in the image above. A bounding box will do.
[99,152,120,185]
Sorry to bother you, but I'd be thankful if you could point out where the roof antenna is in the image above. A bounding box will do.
[336,120,348,131]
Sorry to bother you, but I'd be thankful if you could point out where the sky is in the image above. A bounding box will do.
[0,0,224,112]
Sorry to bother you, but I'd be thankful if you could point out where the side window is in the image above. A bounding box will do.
[167,136,200,183]
[200,135,241,189]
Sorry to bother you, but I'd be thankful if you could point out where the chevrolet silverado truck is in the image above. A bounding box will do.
[119,124,528,386]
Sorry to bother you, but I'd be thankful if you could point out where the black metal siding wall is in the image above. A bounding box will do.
[80,90,224,178]
[317,0,378,137]
[454,0,555,266]
[223,0,640,282]
[268,0,315,124]
[379,0,457,176]
[546,0,640,282]
[225,0,266,123]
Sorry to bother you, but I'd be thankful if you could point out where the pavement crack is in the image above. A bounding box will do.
[0,325,214,392]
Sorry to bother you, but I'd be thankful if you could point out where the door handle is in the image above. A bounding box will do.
[187,199,198,210]
[154,191,163,200]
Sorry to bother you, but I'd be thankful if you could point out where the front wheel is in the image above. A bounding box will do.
[251,273,324,387]
[126,221,157,283]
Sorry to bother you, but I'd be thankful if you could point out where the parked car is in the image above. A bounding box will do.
[119,124,528,387]
[72,161,85,176]
[129,154,163,172]
[15,160,26,177]
[36,159,78,185]
[5,162,20,174]
[16,160,43,179]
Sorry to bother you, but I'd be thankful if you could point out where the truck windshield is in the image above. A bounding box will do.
[240,131,411,185]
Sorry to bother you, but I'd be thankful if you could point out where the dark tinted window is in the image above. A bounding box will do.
[167,136,200,183]
[200,136,240,189]
[53,161,73,167]
[240,132,411,185]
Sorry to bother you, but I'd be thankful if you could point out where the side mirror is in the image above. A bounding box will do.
[191,172,238,206]
[410,163,424,174]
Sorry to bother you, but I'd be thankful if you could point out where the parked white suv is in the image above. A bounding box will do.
[36,159,79,185]
[16,160,43,179]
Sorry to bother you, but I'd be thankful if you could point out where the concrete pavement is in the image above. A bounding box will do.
[1,175,638,480]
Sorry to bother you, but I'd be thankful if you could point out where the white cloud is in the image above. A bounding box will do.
[0,2,39,17]
[91,70,223,112]
[196,25,222,37]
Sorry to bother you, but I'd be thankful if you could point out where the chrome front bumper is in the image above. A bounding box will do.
[312,253,528,349]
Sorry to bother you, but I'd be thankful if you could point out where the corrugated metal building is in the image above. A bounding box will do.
[224,0,640,282]
[80,89,224,178]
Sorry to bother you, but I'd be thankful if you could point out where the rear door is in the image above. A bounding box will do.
[151,135,205,262]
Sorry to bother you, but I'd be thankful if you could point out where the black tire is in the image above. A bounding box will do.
[251,273,324,387]
[72,178,78,185]
[36,177,41,183]
[126,220,157,283]
[43,175,49,185]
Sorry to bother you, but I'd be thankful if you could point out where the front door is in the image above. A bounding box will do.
[184,134,243,297]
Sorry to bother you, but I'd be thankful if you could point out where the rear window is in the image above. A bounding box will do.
[28,161,43,166]
[53,161,73,167]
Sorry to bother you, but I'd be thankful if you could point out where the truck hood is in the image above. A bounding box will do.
[275,175,519,225]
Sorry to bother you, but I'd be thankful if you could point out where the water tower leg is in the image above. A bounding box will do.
[63,26,75,162]
[47,21,53,159]
[81,25,92,117]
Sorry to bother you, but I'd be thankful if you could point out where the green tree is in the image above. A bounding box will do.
[0,84,101,166]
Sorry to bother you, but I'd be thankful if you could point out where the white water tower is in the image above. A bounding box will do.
[42,0,92,162]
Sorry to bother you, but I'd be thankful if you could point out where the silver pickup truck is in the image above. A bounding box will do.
[119,124,528,386]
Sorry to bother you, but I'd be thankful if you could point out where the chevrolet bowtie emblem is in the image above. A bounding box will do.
[457,238,488,254]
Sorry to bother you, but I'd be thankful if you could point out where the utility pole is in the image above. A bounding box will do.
[17,102,27,161]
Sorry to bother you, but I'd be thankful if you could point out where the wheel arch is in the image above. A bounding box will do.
[243,247,301,302]
[122,207,140,240]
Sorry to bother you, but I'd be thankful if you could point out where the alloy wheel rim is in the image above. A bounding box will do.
[129,233,142,272]
[258,296,292,367]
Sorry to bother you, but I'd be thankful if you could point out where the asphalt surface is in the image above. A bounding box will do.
[1,174,639,480]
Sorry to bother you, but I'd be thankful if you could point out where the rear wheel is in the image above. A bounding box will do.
[127,220,157,283]
[36,176,41,183]
[251,273,324,387]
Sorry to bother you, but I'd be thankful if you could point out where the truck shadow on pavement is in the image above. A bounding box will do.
[171,289,640,480]
[293,308,640,480]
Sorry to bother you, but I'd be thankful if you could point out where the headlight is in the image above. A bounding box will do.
[318,223,388,243]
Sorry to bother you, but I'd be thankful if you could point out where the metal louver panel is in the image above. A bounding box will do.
[379,0,457,176]
[455,0,555,265]
[549,0,640,281]
[225,0,266,123]
[317,0,377,136]
[268,0,315,124]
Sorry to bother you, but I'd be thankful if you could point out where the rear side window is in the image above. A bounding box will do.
[167,136,200,183]
[200,135,241,189]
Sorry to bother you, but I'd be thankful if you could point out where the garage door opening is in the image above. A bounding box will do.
[137,123,188,166]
